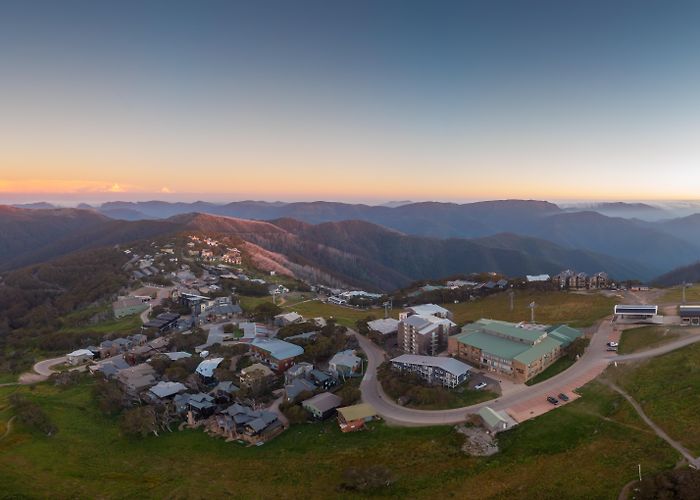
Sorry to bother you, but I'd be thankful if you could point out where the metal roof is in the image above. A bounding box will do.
[391,354,472,377]
[251,338,304,360]
[303,392,342,413]
[337,403,377,421]
[614,305,658,314]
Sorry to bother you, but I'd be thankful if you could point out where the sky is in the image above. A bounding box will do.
[1,0,700,204]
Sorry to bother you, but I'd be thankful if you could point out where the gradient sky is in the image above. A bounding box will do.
[1,0,700,203]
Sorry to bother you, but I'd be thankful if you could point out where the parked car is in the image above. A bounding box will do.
[606,345,618,352]
[546,396,559,405]
[558,393,570,402]
[607,341,619,347]
[474,382,488,390]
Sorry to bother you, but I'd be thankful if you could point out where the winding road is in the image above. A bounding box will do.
[355,318,700,426]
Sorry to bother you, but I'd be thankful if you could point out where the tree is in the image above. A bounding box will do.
[251,302,282,322]
[566,337,589,360]
[336,384,361,406]
[93,378,127,414]
[223,323,235,334]
[8,393,58,436]
[283,404,308,425]
[121,406,158,438]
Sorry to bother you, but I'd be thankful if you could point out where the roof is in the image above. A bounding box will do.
[195,357,224,377]
[212,381,239,394]
[285,378,316,400]
[149,381,186,398]
[479,406,508,428]
[113,297,147,310]
[614,305,658,314]
[526,274,551,282]
[462,319,547,344]
[329,350,361,369]
[275,312,303,322]
[512,337,562,365]
[162,351,192,361]
[303,392,342,413]
[251,338,304,360]
[241,363,274,378]
[408,304,449,317]
[391,354,472,377]
[545,325,583,347]
[67,349,95,357]
[337,403,377,421]
[367,318,399,335]
[454,331,530,360]
[679,305,700,316]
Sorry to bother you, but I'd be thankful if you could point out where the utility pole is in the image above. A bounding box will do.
[683,282,687,304]
[508,289,515,312]
[638,463,642,482]
[529,301,537,323]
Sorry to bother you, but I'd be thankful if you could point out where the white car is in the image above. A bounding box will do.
[607,341,619,347]
[474,382,488,390]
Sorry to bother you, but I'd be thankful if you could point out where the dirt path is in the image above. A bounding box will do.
[0,416,16,441]
[604,381,700,468]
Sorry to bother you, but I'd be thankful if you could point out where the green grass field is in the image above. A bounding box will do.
[618,326,682,355]
[615,341,700,456]
[444,290,616,327]
[0,380,679,498]
[238,294,274,312]
[659,285,700,304]
[57,313,143,337]
[282,300,398,328]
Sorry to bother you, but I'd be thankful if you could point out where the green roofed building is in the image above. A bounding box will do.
[448,319,582,383]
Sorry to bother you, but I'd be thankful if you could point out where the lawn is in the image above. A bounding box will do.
[659,285,700,304]
[0,380,678,499]
[238,294,274,312]
[617,326,682,355]
[58,312,143,337]
[615,341,700,456]
[282,299,399,328]
[444,290,616,327]
[525,356,575,386]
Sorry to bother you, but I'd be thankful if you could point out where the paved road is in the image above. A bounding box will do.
[355,319,700,426]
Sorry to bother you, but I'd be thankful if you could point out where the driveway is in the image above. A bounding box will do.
[17,356,68,384]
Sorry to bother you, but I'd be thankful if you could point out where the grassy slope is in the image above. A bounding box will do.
[618,326,682,355]
[617,341,700,456]
[281,300,399,328]
[525,357,575,387]
[0,381,678,499]
[659,285,700,304]
[444,290,616,328]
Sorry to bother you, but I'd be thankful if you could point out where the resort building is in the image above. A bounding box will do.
[448,319,582,383]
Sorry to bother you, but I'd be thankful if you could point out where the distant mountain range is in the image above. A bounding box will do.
[15,199,700,275]
[1,204,688,290]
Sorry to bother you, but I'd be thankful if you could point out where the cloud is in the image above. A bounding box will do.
[0,179,141,194]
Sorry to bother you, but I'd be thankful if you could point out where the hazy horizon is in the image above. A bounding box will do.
[2,1,700,201]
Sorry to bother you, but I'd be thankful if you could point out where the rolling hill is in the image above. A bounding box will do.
[91,199,700,273]
[0,206,661,290]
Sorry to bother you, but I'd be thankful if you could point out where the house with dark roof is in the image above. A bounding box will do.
[302,392,342,420]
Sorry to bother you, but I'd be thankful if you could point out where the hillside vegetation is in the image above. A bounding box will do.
[0,380,678,498]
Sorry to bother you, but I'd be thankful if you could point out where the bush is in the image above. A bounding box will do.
[93,378,127,415]
[121,406,158,438]
[9,393,57,436]
[336,384,361,406]
[283,404,308,425]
